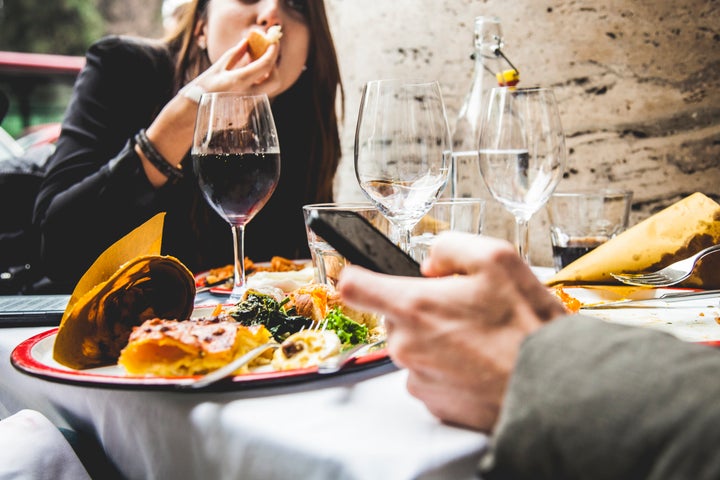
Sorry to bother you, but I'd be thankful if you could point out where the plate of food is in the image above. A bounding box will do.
[550,285,720,343]
[12,256,390,391]
[195,257,314,294]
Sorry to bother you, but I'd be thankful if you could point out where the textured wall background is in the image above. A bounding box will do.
[326,0,720,266]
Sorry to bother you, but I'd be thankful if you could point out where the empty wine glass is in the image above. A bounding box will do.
[192,92,281,302]
[354,79,451,254]
[478,87,566,263]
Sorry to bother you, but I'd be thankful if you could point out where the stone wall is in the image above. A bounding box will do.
[326,0,720,266]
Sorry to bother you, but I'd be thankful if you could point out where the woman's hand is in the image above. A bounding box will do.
[192,38,281,97]
[337,232,567,432]
[141,39,279,187]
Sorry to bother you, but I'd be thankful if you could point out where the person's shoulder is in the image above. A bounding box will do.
[87,35,173,74]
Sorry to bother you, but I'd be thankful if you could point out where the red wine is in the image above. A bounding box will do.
[193,152,280,225]
[552,237,606,270]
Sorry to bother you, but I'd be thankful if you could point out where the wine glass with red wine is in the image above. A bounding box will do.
[192,93,280,302]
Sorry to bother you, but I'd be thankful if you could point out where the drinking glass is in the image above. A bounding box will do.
[302,203,390,285]
[478,87,566,263]
[354,79,451,254]
[548,189,632,270]
[192,92,280,302]
[409,198,485,262]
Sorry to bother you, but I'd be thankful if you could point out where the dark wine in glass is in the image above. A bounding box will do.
[192,93,280,302]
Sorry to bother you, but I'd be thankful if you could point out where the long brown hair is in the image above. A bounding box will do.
[165,0,343,203]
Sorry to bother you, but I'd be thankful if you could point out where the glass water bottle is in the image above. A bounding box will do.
[448,16,519,198]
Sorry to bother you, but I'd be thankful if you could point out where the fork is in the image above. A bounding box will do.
[610,244,720,287]
[317,338,387,374]
[179,319,327,389]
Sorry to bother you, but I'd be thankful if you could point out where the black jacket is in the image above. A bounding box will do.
[34,36,314,291]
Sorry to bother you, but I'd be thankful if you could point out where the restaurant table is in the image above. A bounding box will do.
[0,323,488,480]
[3,280,719,479]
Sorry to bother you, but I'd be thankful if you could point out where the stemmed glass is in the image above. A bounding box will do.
[478,87,566,263]
[354,79,451,254]
[192,92,280,302]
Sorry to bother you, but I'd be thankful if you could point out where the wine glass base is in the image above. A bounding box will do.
[227,285,248,304]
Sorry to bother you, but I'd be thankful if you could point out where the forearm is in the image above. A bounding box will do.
[481,315,720,480]
[141,93,197,188]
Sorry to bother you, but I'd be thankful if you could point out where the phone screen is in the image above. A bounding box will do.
[306,209,422,277]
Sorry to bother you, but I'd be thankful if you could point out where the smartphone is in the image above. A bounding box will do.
[305,209,422,277]
[0,294,69,327]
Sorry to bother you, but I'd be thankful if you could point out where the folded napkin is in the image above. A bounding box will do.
[546,192,720,288]
[53,213,195,369]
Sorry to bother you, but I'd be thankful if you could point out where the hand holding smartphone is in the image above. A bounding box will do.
[305,209,422,277]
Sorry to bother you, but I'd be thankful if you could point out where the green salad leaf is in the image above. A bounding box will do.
[325,307,368,345]
[228,292,311,341]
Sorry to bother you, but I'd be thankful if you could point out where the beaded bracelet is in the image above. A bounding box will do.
[134,128,183,183]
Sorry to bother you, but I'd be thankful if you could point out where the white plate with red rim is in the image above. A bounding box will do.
[11,326,391,392]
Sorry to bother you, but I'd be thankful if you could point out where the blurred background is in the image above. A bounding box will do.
[1,0,718,266]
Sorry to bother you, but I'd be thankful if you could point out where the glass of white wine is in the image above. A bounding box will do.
[354,79,451,254]
[478,87,566,263]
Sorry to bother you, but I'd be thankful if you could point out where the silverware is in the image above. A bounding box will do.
[178,341,280,389]
[610,244,720,287]
[179,319,328,389]
[580,289,720,309]
[317,338,387,374]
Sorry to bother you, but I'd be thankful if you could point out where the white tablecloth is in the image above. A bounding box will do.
[0,326,488,480]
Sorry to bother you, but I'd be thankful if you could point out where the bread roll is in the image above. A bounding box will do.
[247,25,283,60]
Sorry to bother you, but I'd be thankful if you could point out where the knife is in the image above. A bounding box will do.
[580,289,720,309]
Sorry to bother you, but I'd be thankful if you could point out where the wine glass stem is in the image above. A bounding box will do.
[230,224,247,302]
[515,218,530,264]
[397,227,412,255]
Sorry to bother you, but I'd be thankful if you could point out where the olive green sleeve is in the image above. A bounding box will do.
[480,315,720,480]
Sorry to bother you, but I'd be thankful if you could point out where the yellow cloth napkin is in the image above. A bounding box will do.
[53,213,196,369]
[546,192,720,288]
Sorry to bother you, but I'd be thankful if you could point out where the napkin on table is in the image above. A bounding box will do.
[546,192,720,288]
[0,410,91,479]
[53,213,195,369]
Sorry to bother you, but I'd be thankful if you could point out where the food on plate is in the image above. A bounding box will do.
[271,330,341,371]
[202,264,235,286]
[546,192,720,288]
[246,267,315,293]
[118,317,273,376]
[283,284,372,341]
[53,245,382,376]
[229,290,315,341]
[324,307,369,345]
[551,286,582,313]
[53,255,195,370]
[197,256,312,291]
[117,281,381,377]
[247,25,283,60]
[251,256,308,273]
[230,284,378,346]
[284,283,335,321]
